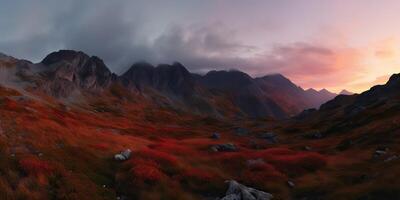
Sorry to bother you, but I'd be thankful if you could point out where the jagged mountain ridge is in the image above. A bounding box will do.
[294,73,400,138]
[0,50,337,118]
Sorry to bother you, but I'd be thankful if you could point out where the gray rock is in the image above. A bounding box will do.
[234,127,249,136]
[114,149,132,161]
[384,155,398,162]
[374,150,386,157]
[305,131,323,139]
[211,144,238,152]
[287,180,295,188]
[211,132,221,139]
[220,180,273,200]
[246,158,265,167]
[259,132,277,143]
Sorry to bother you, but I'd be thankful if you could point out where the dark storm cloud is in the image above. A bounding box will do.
[151,24,257,73]
[0,0,258,74]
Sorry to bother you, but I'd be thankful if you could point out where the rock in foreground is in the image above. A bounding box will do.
[220,180,273,200]
[114,149,132,161]
[211,144,238,152]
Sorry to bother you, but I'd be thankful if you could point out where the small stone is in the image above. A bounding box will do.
[304,146,312,151]
[287,180,295,188]
[374,150,386,157]
[260,132,278,143]
[246,158,265,167]
[211,143,238,152]
[220,180,273,200]
[384,155,398,162]
[114,149,132,161]
[211,132,221,139]
[234,127,249,136]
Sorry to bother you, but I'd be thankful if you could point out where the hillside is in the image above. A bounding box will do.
[0,50,337,119]
[0,50,399,199]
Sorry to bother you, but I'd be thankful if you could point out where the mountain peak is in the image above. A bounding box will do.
[340,89,354,95]
[121,62,194,96]
[201,69,253,90]
[319,88,329,93]
[306,88,318,93]
[318,88,336,96]
[0,52,9,58]
[386,73,400,86]
[41,50,90,65]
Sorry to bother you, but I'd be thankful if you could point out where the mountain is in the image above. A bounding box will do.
[339,89,354,95]
[198,70,254,91]
[294,73,400,137]
[37,50,116,97]
[255,74,319,114]
[304,88,337,108]
[120,62,195,97]
[1,49,400,200]
[0,50,337,119]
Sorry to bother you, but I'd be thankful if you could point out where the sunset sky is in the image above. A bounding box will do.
[1,0,400,93]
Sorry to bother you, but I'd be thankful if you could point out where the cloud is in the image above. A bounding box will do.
[151,23,257,73]
[1,0,397,93]
[253,43,365,90]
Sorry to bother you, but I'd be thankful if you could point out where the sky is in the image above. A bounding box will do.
[1,0,400,93]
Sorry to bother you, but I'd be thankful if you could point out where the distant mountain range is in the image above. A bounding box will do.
[0,50,340,119]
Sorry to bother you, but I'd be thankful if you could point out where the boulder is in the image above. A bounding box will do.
[211,143,238,152]
[305,131,323,139]
[114,149,132,161]
[259,132,277,143]
[374,150,387,157]
[211,132,221,139]
[384,155,398,162]
[246,158,265,167]
[304,146,312,151]
[287,180,295,188]
[220,180,273,200]
[234,127,249,136]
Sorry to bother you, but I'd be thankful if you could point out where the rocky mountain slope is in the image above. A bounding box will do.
[0,50,336,119]
[0,50,400,200]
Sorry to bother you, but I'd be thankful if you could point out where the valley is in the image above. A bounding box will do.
[0,51,399,199]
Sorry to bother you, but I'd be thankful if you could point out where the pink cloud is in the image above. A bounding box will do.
[250,42,366,91]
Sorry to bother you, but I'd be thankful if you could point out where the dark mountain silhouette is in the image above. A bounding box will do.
[0,50,338,119]
[37,50,116,97]
[304,88,337,108]
[295,73,400,138]
[340,89,354,95]
[120,62,195,97]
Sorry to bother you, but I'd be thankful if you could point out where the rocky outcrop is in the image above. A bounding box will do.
[211,143,238,152]
[39,50,116,97]
[219,180,273,200]
[120,62,195,97]
[114,149,132,161]
[0,50,340,119]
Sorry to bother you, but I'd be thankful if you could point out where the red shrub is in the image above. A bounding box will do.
[241,169,285,184]
[3,98,18,110]
[89,143,109,151]
[19,157,54,176]
[181,168,214,182]
[138,149,178,166]
[256,148,294,156]
[148,141,192,155]
[215,152,247,162]
[130,158,159,168]
[242,160,285,184]
[248,162,276,172]
[269,152,327,174]
[131,162,165,182]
